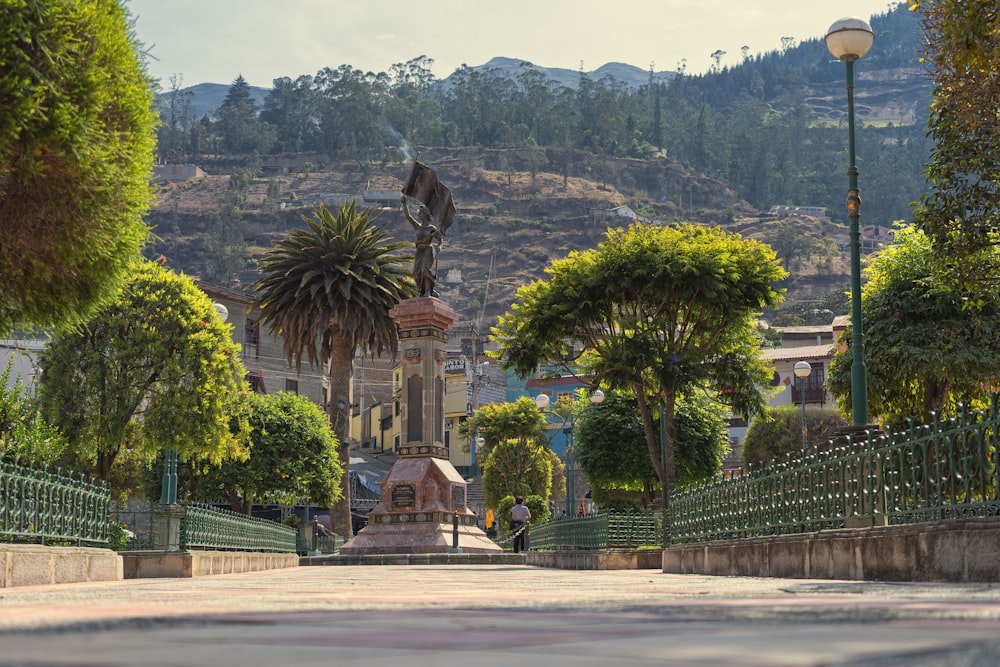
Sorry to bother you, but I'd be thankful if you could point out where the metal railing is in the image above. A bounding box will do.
[110,501,156,550]
[182,503,297,552]
[504,511,662,551]
[0,455,109,546]
[671,396,1000,545]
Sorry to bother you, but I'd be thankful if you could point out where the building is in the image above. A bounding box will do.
[197,282,327,406]
[725,320,841,470]
[767,205,830,221]
[153,164,206,182]
[0,334,47,391]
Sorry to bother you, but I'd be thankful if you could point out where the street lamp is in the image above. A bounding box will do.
[536,389,604,518]
[473,433,485,478]
[826,17,874,427]
[794,361,812,450]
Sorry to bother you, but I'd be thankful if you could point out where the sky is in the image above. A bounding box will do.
[127,0,899,89]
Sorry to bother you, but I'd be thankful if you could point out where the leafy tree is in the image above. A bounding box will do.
[37,261,250,490]
[184,392,343,514]
[215,74,275,154]
[481,438,553,509]
[575,388,728,506]
[252,201,415,533]
[0,359,66,465]
[494,222,786,511]
[462,397,554,507]
[0,0,157,335]
[828,225,1000,425]
[741,406,849,468]
[912,0,1000,291]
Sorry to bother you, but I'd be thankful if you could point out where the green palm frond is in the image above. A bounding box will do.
[252,201,417,370]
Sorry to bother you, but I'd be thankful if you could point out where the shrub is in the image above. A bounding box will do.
[742,406,849,468]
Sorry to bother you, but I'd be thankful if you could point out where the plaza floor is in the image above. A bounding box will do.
[3,564,1000,665]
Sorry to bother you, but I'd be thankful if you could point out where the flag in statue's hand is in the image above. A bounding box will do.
[402,160,456,233]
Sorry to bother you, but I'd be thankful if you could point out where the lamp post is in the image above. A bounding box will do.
[794,361,812,450]
[535,389,604,518]
[826,17,874,427]
[473,433,485,478]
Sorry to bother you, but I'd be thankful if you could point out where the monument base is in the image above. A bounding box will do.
[341,457,501,555]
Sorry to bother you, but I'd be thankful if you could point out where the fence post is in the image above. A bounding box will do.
[153,503,184,551]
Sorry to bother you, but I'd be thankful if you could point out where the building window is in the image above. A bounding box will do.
[243,318,260,359]
[792,365,826,405]
[285,378,298,394]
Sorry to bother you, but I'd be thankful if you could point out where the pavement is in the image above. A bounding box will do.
[3,565,1000,666]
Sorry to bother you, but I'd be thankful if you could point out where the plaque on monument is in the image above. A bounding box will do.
[452,485,466,510]
[392,484,416,508]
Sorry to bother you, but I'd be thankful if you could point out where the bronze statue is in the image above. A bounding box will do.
[400,160,455,298]
[400,194,443,297]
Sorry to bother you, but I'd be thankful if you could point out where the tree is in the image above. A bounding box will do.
[493,223,786,511]
[912,1,1000,291]
[828,225,1000,425]
[481,439,553,509]
[574,388,728,506]
[37,261,250,490]
[215,75,275,155]
[0,359,67,465]
[184,392,343,514]
[0,0,157,335]
[462,397,554,507]
[741,406,849,468]
[252,201,415,535]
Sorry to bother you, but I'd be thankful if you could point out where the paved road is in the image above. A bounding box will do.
[3,565,1000,666]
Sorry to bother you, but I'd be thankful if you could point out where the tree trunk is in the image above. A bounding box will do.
[327,335,354,537]
[635,389,663,483]
[922,377,952,424]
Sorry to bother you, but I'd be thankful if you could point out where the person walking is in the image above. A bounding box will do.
[510,496,531,553]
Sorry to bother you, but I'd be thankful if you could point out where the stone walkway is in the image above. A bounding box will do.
[3,565,1000,665]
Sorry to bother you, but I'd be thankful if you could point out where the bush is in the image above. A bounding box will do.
[598,496,646,513]
[742,406,849,468]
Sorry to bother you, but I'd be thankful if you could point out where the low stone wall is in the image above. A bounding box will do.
[122,551,299,579]
[527,549,662,570]
[0,544,123,588]
[664,517,1000,582]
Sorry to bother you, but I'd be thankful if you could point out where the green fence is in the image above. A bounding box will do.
[512,511,662,551]
[671,397,1000,545]
[182,503,297,552]
[0,455,110,546]
[110,501,156,550]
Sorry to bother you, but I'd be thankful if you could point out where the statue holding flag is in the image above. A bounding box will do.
[400,195,443,297]
[400,160,456,298]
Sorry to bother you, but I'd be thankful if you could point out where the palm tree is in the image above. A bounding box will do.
[252,201,416,535]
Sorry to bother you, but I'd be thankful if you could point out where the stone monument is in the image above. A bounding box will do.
[341,163,501,554]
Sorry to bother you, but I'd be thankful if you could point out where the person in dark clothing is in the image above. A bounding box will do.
[510,496,531,553]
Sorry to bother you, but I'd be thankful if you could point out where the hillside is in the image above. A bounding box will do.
[147,147,849,328]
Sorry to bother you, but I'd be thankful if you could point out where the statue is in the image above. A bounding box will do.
[400,194,443,297]
[400,160,456,298]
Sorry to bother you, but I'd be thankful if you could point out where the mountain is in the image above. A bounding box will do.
[463,57,675,89]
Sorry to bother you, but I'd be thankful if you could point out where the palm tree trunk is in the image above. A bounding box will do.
[328,335,354,536]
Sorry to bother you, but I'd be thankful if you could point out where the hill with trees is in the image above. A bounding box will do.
[147,2,928,326]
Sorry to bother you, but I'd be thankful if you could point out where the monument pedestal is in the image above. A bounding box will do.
[340,457,499,554]
[341,297,501,555]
